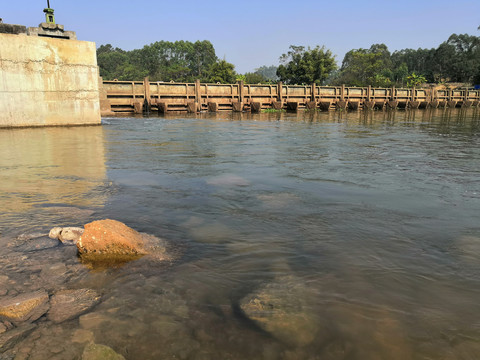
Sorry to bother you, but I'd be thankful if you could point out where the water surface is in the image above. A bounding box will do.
[1,108,480,359]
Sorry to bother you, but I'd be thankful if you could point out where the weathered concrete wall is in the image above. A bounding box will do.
[0,33,101,127]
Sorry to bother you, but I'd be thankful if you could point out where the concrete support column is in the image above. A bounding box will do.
[277,81,283,104]
[195,79,201,111]
[144,77,151,111]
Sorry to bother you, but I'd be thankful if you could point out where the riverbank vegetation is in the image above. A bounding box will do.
[97,31,480,87]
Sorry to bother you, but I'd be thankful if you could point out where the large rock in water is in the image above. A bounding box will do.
[77,219,162,266]
[239,276,320,347]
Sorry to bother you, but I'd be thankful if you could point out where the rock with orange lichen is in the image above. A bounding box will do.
[0,290,49,325]
[76,219,167,267]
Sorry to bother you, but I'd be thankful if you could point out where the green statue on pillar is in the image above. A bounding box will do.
[43,0,55,24]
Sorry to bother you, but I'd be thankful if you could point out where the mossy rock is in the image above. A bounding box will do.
[82,343,125,360]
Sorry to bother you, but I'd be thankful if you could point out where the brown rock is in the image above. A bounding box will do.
[240,276,319,347]
[77,219,149,263]
[0,291,49,325]
[0,323,36,352]
[79,312,111,330]
[0,276,8,296]
[48,289,101,323]
[71,329,94,344]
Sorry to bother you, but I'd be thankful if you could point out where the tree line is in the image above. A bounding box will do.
[97,31,480,87]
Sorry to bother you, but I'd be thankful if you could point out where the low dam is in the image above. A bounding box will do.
[102,78,480,115]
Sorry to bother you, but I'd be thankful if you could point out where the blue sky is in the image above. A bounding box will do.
[2,0,480,73]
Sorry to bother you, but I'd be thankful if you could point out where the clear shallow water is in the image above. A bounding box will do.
[1,108,480,359]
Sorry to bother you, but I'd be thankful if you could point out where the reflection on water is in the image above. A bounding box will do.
[0,126,107,233]
[1,108,480,359]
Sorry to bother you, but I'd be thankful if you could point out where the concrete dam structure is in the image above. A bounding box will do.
[102,78,480,115]
[0,14,101,127]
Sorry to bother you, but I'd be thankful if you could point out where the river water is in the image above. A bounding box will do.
[0,108,480,359]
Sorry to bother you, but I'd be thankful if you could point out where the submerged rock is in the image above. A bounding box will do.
[72,329,95,344]
[82,343,125,360]
[0,291,49,325]
[239,276,319,347]
[14,233,47,242]
[48,289,101,324]
[8,233,58,252]
[45,206,95,220]
[40,263,69,292]
[15,237,59,253]
[0,323,36,353]
[0,276,8,296]
[79,312,112,331]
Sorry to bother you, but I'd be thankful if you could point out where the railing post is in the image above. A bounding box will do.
[340,84,345,101]
[311,83,316,102]
[238,80,244,103]
[277,81,283,103]
[233,80,244,112]
[195,79,201,112]
[144,77,151,111]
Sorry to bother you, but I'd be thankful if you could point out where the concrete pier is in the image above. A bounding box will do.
[0,23,100,127]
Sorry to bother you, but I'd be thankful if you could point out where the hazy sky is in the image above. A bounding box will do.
[2,0,480,73]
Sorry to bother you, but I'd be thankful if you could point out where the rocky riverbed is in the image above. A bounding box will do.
[0,219,176,360]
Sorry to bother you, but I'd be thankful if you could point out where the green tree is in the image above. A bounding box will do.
[276,45,337,85]
[188,40,218,81]
[337,44,393,86]
[440,34,480,83]
[391,48,435,82]
[244,72,267,84]
[96,44,129,80]
[97,40,219,82]
[406,73,427,87]
[392,62,409,86]
[208,59,237,83]
[254,65,278,81]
